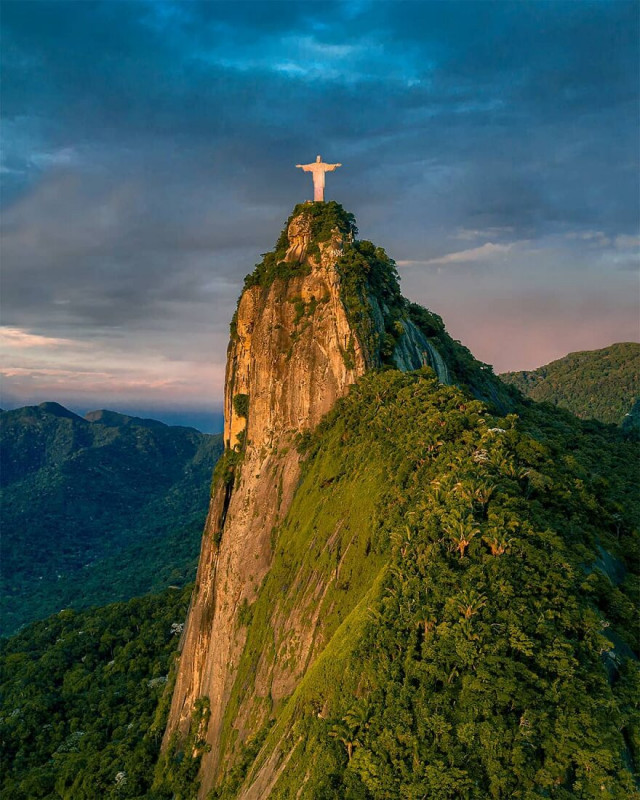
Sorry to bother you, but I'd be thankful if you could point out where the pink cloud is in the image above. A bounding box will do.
[0,327,83,349]
[398,242,515,268]
[444,294,639,373]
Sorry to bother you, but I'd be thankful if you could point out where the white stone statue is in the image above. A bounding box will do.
[296,155,342,202]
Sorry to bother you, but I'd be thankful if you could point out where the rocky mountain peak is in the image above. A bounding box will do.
[282,202,354,266]
[162,204,489,795]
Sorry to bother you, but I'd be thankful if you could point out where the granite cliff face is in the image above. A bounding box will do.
[162,203,453,795]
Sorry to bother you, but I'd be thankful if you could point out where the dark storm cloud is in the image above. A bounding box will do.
[1,0,638,413]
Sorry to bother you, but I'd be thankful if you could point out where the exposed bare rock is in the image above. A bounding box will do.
[283,212,312,263]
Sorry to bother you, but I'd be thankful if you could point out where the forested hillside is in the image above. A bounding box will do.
[500,343,639,425]
[0,586,191,799]
[201,369,639,798]
[0,403,222,635]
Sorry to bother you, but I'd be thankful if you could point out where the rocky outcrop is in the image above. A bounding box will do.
[283,211,312,263]
[391,317,450,381]
[162,204,449,796]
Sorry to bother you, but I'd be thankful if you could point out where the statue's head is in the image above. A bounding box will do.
[316,155,321,162]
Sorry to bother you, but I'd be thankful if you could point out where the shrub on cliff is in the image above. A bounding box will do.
[242,202,357,291]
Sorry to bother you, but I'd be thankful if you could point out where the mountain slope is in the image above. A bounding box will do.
[500,343,640,425]
[0,403,222,635]
[215,371,638,799]
[158,203,638,798]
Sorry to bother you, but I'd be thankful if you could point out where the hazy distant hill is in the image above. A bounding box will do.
[500,342,640,425]
[0,402,222,635]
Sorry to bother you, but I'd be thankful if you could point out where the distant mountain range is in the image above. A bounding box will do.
[500,342,640,427]
[0,402,222,635]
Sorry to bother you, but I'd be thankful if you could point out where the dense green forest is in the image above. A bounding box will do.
[0,403,222,635]
[0,586,192,799]
[207,369,639,798]
[500,343,639,426]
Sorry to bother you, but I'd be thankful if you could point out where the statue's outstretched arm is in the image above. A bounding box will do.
[325,163,342,171]
[296,164,312,171]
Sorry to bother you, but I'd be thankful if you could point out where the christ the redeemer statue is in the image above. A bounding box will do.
[296,155,342,202]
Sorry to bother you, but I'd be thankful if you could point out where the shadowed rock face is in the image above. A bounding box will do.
[162,206,443,796]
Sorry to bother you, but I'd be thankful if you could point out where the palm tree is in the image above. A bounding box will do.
[443,512,480,558]
[329,720,359,761]
[344,701,372,732]
[482,528,512,556]
[429,478,448,504]
[473,479,496,507]
[390,526,412,558]
[483,510,519,555]
[330,701,371,762]
[456,589,487,619]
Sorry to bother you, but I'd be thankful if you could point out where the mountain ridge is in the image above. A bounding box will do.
[0,402,223,635]
[224,372,638,798]
[500,342,640,426]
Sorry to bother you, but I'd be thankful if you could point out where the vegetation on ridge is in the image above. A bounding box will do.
[500,342,640,426]
[213,369,638,798]
[241,201,357,292]
[333,238,404,367]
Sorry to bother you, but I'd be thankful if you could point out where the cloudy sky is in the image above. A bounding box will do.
[2,0,638,431]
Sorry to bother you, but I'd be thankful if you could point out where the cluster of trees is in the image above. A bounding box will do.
[334,239,404,367]
[155,697,212,799]
[341,374,639,797]
[241,201,357,292]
